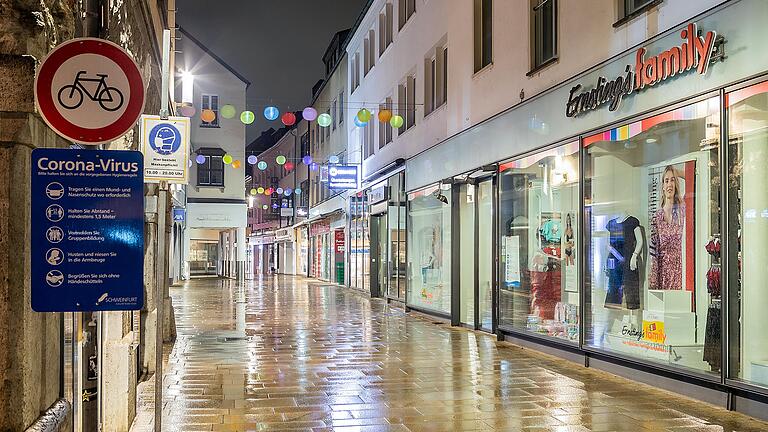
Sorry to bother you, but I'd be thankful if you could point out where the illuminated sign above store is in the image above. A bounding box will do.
[328,165,359,190]
[566,23,725,118]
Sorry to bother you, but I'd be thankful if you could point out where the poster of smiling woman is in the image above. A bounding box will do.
[648,161,696,296]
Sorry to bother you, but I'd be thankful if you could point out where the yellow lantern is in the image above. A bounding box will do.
[378,109,392,123]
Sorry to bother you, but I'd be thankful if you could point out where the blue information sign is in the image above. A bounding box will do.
[31,148,144,312]
[327,165,359,190]
[173,207,185,222]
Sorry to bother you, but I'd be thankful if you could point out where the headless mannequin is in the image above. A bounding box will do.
[608,211,644,331]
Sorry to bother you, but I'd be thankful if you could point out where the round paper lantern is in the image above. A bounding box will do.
[250,188,257,196]
[302,107,318,121]
[264,106,279,121]
[281,112,296,126]
[284,188,292,196]
[378,109,392,123]
[222,154,233,165]
[354,117,367,128]
[240,110,255,124]
[390,115,404,128]
[257,187,265,194]
[195,154,206,164]
[262,204,268,210]
[329,155,339,164]
[276,155,286,165]
[266,188,274,195]
[302,155,312,165]
[257,161,267,170]
[284,161,294,171]
[294,188,302,195]
[309,162,318,171]
[232,160,241,169]
[221,105,237,119]
[201,109,216,123]
[188,159,193,168]
[247,155,257,165]
[317,113,332,127]
[276,188,284,194]
[357,108,372,123]
[179,104,196,117]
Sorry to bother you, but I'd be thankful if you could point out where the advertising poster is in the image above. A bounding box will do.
[647,161,696,305]
[504,235,521,288]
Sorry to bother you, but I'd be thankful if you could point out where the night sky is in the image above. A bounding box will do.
[177,0,367,143]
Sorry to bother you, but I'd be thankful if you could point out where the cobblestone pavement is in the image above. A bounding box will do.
[132,276,768,431]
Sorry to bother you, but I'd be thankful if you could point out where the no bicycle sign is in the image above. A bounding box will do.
[34,38,146,144]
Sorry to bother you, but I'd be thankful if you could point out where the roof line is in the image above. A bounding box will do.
[178,26,252,88]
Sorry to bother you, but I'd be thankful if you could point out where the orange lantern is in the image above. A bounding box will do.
[232,160,241,169]
[378,109,392,123]
[201,109,216,123]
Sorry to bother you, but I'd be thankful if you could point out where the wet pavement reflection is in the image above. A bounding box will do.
[134,276,768,431]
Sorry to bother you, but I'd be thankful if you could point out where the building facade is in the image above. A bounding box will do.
[307,30,351,284]
[177,28,250,281]
[343,0,768,419]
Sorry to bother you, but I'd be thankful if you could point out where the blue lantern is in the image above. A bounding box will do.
[294,188,302,195]
[264,106,280,121]
[302,155,312,165]
[328,155,339,164]
[284,188,292,196]
[354,117,367,127]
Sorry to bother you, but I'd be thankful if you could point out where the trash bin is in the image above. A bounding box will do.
[335,262,344,284]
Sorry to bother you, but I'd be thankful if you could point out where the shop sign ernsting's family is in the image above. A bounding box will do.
[565,23,725,117]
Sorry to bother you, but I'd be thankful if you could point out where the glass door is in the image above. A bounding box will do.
[459,183,476,327]
[477,178,494,331]
[370,213,387,298]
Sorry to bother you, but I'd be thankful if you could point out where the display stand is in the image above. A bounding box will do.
[644,290,697,345]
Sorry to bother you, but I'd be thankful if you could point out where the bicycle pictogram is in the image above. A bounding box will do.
[57,71,124,112]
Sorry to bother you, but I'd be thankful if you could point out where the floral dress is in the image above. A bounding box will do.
[649,206,684,290]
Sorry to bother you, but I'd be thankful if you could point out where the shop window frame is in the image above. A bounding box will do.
[495,138,582,347]
[578,90,723,384]
[721,75,768,397]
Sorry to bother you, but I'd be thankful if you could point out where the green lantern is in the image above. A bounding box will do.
[317,113,332,127]
[257,187,265,194]
[240,110,255,124]
[390,115,404,128]
[276,155,287,165]
[222,154,233,164]
[221,105,237,119]
[249,188,257,195]
[357,108,372,123]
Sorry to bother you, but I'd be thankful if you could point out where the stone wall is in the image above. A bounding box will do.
[0,0,171,429]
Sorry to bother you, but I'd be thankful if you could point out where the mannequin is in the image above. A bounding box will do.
[605,211,644,310]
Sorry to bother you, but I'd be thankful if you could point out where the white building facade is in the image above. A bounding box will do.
[177,28,250,280]
[344,0,768,419]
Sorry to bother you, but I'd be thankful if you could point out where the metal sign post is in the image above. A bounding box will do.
[154,28,172,432]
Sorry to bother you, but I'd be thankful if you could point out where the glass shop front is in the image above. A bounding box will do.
[402,0,768,412]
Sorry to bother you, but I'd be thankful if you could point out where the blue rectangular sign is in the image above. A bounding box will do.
[31,148,144,312]
[173,207,185,222]
[327,165,359,190]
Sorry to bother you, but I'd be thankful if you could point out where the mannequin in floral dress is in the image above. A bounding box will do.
[649,165,684,290]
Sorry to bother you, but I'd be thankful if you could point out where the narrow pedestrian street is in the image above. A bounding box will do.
[132,277,768,432]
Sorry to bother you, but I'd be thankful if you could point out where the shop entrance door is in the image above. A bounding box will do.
[454,176,494,331]
[370,212,387,298]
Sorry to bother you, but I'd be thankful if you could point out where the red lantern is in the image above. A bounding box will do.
[281,112,296,126]
[284,161,294,171]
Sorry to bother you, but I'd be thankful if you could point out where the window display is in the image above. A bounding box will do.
[584,96,721,376]
[498,142,580,342]
[349,193,369,290]
[727,80,768,388]
[407,184,451,314]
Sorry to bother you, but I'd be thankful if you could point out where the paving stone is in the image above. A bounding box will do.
[130,276,768,432]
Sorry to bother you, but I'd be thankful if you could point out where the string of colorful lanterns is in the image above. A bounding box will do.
[178,100,407,130]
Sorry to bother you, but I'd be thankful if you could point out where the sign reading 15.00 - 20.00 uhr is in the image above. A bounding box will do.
[565,23,725,118]
[140,115,190,183]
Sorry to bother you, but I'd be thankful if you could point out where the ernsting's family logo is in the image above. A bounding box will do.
[566,23,724,117]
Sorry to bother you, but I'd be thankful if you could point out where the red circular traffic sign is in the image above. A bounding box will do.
[35,38,146,145]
